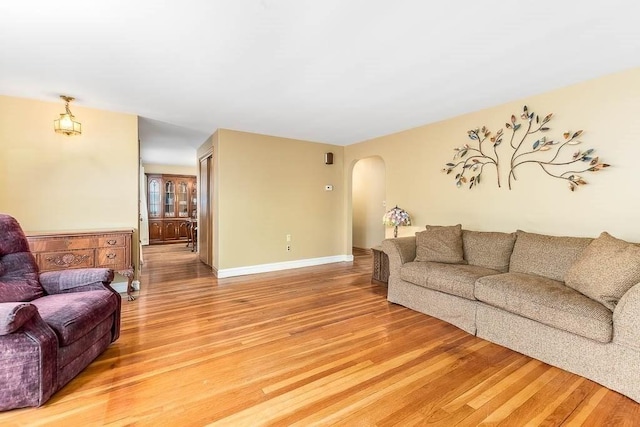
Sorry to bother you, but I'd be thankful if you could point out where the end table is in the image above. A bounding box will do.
[371,246,389,285]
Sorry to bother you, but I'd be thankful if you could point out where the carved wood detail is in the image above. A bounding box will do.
[45,253,91,267]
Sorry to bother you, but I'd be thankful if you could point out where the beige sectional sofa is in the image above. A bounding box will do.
[382,225,640,403]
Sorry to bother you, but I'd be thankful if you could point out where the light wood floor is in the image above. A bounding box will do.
[1,245,639,426]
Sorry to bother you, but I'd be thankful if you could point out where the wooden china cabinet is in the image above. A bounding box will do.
[146,174,197,244]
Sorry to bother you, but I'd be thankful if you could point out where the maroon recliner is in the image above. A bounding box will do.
[0,214,121,411]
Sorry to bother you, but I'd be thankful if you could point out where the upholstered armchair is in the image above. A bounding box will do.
[0,214,121,411]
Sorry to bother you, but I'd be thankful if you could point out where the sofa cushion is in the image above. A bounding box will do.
[463,230,516,273]
[415,224,465,264]
[401,261,499,300]
[57,315,114,369]
[509,231,592,282]
[565,232,640,311]
[0,253,44,303]
[0,215,45,303]
[475,272,613,343]
[32,290,118,346]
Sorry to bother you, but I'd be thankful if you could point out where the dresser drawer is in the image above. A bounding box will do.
[97,247,126,268]
[39,250,95,271]
[99,235,126,247]
[29,237,96,252]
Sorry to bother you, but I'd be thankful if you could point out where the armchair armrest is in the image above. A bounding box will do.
[382,237,416,278]
[0,303,58,409]
[613,282,640,351]
[39,268,115,295]
[0,302,38,335]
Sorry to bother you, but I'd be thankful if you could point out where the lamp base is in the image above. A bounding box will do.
[394,226,398,238]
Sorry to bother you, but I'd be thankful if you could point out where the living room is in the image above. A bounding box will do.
[1,1,639,424]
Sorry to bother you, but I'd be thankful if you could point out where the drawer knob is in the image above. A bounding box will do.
[106,239,117,245]
[106,253,117,259]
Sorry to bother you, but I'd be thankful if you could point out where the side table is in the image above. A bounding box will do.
[371,246,389,285]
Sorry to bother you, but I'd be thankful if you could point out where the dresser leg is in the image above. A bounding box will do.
[119,268,136,301]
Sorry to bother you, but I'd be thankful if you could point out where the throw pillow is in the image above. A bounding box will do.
[565,232,640,311]
[415,224,465,264]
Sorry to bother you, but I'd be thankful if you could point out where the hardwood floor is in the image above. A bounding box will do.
[1,244,638,426]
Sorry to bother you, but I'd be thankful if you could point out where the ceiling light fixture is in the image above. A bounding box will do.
[54,95,82,136]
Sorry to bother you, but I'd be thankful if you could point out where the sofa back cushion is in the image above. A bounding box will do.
[565,232,640,311]
[509,230,592,282]
[415,224,465,264]
[0,214,44,302]
[463,230,516,273]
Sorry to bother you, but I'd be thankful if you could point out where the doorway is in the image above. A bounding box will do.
[351,156,386,250]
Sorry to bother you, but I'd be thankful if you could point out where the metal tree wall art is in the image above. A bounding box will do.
[442,105,610,191]
[443,126,504,189]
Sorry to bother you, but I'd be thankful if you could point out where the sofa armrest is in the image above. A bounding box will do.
[39,268,115,295]
[0,305,58,410]
[0,303,38,335]
[613,282,640,351]
[382,237,416,278]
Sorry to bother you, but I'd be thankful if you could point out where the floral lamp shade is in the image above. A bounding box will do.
[383,206,411,238]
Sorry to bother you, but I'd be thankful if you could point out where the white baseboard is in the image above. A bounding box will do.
[216,254,354,279]
[112,281,128,294]
[112,279,140,294]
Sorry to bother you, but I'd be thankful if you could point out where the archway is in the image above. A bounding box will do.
[351,156,386,250]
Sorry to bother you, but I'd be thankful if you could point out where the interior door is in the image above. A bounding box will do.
[139,165,150,245]
[199,155,212,267]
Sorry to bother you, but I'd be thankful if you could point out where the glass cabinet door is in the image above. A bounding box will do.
[177,180,189,217]
[190,179,197,218]
[148,178,162,218]
[164,180,175,217]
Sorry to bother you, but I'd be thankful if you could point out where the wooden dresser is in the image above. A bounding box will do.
[26,229,136,301]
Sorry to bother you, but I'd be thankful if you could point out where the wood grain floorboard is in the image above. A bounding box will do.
[0,244,638,426]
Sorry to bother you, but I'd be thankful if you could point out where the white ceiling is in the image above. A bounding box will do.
[1,1,639,166]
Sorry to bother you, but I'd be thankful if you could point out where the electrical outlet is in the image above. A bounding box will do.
[286,245,291,252]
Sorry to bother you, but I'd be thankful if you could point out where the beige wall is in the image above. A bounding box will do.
[345,67,640,251]
[215,129,345,270]
[143,163,197,176]
[352,156,386,249]
[0,95,139,274]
